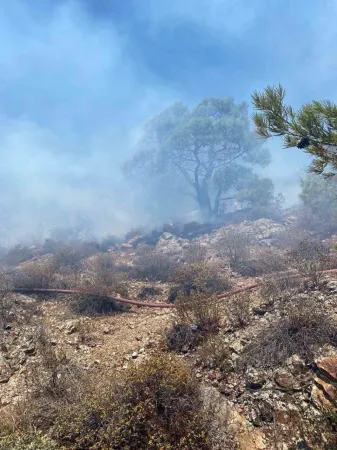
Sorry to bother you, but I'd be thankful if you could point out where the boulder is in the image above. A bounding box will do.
[316,357,337,382]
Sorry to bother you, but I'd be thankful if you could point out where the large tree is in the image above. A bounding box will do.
[124,98,270,220]
[252,84,337,177]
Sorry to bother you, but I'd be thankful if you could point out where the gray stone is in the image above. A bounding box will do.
[246,368,267,390]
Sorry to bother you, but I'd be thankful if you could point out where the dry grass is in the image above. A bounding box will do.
[197,335,231,372]
[175,293,222,333]
[225,292,252,329]
[216,228,252,269]
[260,273,304,305]
[11,262,57,289]
[166,323,202,353]
[10,326,85,431]
[169,262,232,299]
[240,298,337,370]
[132,245,178,282]
[0,268,12,330]
[287,239,330,286]
[184,242,207,264]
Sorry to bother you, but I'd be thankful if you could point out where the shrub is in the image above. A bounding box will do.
[225,292,252,329]
[240,298,337,370]
[83,254,129,297]
[11,262,57,289]
[216,228,252,269]
[197,335,231,372]
[71,294,127,316]
[125,227,146,242]
[100,234,122,251]
[0,431,58,450]
[241,246,287,276]
[287,239,330,286]
[175,293,222,333]
[260,273,304,305]
[2,245,35,266]
[169,263,231,299]
[132,246,178,282]
[52,246,84,271]
[15,327,84,431]
[137,286,161,299]
[53,355,211,450]
[183,242,207,264]
[52,242,99,271]
[0,269,11,329]
[166,323,202,353]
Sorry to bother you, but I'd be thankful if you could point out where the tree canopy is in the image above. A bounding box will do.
[124,98,271,220]
[252,84,337,177]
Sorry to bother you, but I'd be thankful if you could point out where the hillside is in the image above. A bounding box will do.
[1,218,337,449]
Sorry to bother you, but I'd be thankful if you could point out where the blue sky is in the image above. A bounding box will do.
[0,0,336,241]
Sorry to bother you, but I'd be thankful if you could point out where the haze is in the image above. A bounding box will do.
[1,0,336,244]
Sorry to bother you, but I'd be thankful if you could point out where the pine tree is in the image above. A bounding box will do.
[252,84,337,177]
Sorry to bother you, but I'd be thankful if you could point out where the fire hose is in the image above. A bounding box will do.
[12,268,337,309]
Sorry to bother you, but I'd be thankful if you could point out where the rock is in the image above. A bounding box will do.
[249,399,274,425]
[287,354,307,376]
[139,347,145,354]
[131,351,138,359]
[0,357,12,383]
[326,280,337,293]
[274,370,301,391]
[229,341,244,354]
[312,384,333,410]
[316,357,337,382]
[64,320,80,335]
[21,337,36,355]
[103,328,110,335]
[314,377,337,403]
[246,368,267,390]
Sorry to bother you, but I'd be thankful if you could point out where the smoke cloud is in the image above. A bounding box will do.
[0,0,336,244]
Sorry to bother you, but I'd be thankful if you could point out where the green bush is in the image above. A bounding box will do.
[53,355,210,450]
[0,431,58,450]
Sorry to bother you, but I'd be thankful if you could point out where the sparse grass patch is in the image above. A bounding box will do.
[239,298,337,370]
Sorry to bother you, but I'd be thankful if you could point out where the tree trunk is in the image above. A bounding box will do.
[196,182,213,221]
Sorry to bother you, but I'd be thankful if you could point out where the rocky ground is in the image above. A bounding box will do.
[1,218,337,449]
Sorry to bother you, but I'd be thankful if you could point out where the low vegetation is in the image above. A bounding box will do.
[240,298,337,369]
[132,245,178,282]
[52,355,211,450]
[169,262,232,300]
